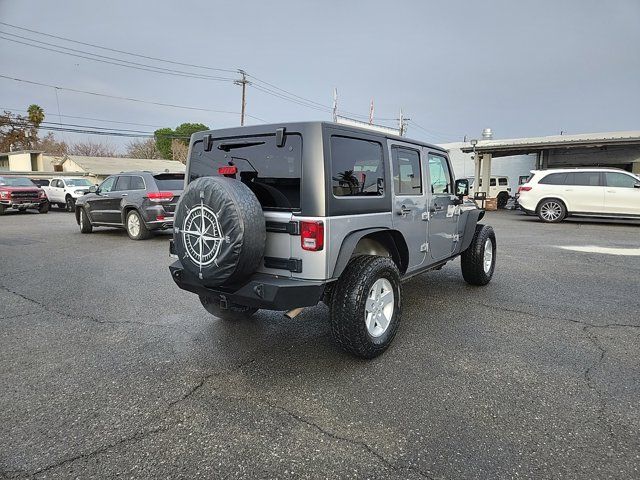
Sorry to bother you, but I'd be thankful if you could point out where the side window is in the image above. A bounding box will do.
[498,178,508,186]
[130,176,145,190]
[428,153,452,194]
[114,176,131,191]
[100,176,115,193]
[391,146,422,195]
[570,172,601,186]
[605,172,637,188]
[53,179,61,188]
[539,173,567,185]
[330,136,384,197]
[490,178,497,187]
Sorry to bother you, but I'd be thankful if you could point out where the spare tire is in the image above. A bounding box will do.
[173,176,265,287]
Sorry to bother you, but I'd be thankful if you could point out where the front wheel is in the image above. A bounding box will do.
[537,199,566,223]
[38,203,49,214]
[126,210,151,240]
[461,224,496,286]
[65,196,76,212]
[199,295,258,320]
[79,207,93,233]
[330,256,402,359]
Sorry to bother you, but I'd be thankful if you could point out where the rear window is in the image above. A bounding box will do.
[153,174,184,191]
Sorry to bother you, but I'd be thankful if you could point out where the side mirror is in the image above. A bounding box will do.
[634,182,640,189]
[89,185,98,193]
[455,178,470,199]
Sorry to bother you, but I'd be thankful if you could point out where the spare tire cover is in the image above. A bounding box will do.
[173,176,265,287]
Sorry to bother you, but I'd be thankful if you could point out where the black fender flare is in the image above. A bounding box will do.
[459,208,485,253]
[120,204,139,225]
[332,227,407,278]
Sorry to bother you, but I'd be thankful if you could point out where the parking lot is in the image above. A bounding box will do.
[1,209,638,479]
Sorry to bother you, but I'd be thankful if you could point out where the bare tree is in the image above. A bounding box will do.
[34,132,69,156]
[68,140,117,157]
[170,139,189,164]
[125,138,160,159]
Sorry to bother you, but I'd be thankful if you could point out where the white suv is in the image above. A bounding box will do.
[518,168,640,222]
[468,176,512,208]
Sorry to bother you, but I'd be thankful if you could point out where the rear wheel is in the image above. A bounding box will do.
[461,224,496,286]
[497,192,509,209]
[537,199,566,223]
[329,256,402,359]
[79,207,93,233]
[126,210,151,240]
[199,295,258,320]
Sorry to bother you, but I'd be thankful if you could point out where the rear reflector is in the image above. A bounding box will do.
[518,186,532,193]
[218,166,238,175]
[146,191,174,202]
[301,221,324,251]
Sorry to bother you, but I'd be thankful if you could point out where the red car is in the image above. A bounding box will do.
[0,175,49,215]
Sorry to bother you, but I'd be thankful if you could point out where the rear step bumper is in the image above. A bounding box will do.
[169,260,326,311]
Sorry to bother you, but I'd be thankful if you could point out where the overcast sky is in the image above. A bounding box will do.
[1,0,639,150]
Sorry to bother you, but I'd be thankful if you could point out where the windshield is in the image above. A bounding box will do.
[0,177,36,187]
[65,179,93,187]
[189,133,302,210]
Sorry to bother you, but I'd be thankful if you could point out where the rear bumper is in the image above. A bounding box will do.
[169,260,326,311]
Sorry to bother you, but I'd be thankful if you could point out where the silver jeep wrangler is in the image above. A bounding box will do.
[169,122,496,358]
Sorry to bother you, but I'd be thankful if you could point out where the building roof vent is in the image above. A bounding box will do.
[482,128,493,140]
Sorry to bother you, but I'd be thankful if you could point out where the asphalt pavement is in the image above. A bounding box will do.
[1,208,638,479]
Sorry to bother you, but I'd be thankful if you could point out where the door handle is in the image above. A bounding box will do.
[397,205,411,215]
[121,193,128,197]
[606,190,616,193]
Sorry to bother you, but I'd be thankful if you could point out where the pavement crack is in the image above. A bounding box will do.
[31,425,169,478]
[0,285,188,333]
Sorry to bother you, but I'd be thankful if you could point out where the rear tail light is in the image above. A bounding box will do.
[156,215,165,221]
[301,221,324,251]
[218,166,237,176]
[146,191,174,202]
[518,186,532,193]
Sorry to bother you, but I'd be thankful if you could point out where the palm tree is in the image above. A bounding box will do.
[27,104,45,128]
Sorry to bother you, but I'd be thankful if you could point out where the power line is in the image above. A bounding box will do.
[0,74,266,121]
[408,120,460,142]
[0,33,236,82]
[0,21,237,73]
[1,107,165,128]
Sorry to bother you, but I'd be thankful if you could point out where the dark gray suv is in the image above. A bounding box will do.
[169,122,496,358]
[75,171,184,240]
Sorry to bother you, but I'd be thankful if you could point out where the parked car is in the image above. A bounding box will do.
[42,177,94,211]
[517,168,640,222]
[75,171,184,240]
[169,122,496,358]
[0,175,49,214]
[468,175,512,208]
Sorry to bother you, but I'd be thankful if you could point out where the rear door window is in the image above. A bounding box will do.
[130,176,146,190]
[391,146,421,195]
[539,172,568,185]
[331,136,384,197]
[567,172,602,186]
[113,176,131,191]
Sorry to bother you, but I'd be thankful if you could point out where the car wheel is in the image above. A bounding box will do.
[65,196,76,212]
[126,210,151,240]
[38,203,49,214]
[537,199,566,223]
[57,203,66,209]
[0,204,5,215]
[461,224,496,286]
[199,295,258,320]
[497,192,509,209]
[329,255,402,359]
[79,207,93,233]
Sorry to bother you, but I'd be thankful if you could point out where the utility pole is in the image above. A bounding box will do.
[234,69,250,126]
[398,108,410,136]
[332,88,338,122]
[369,99,374,125]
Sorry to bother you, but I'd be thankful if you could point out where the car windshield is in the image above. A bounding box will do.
[65,179,93,187]
[0,177,36,187]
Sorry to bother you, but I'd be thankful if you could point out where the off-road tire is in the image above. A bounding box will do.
[497,192,509,209]
[461,224,496,286]
[0,204,5,215]
[79,207,93,233]
[537,198,566,223]
[126,210,152,240]
[65,196,76,212]
[199,295,258,321]
[329,255,402,359]
[38,203,49,214]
